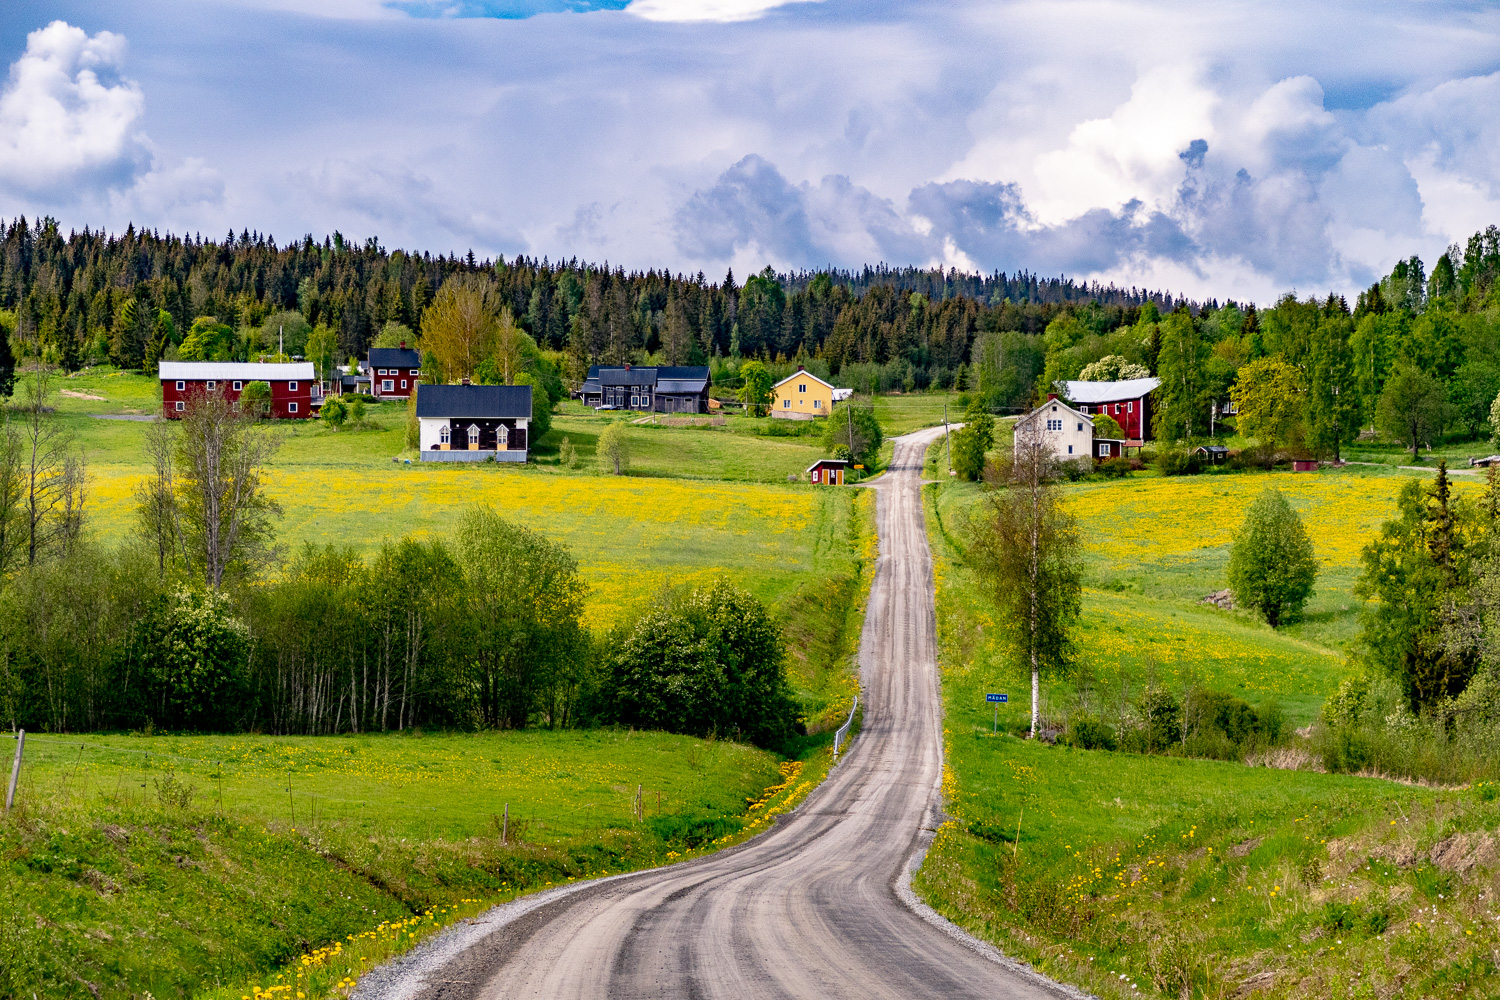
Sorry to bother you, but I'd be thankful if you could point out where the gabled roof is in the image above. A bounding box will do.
[598,368,657,387]
[415,384,532,420]
[807,457,849,472]
[585,364,709,380]
[159,361,315,381]
[368,347,421,368]
[1062,377,1160,404]
[1016,398,1093,428]
[773,369,838,391]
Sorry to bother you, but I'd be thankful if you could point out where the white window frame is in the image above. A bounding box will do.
[289,381,298,391]
[468,424,480,446]
[1128,401,1135,413]
[175,380,185,391]
[814,399,821,409]
[439,425,451,445]
[174,400,185,412]
[206,380,216,391]
[400,380,407,389]
[497,424,510,449]
[382,379,394,392]
[1079,405,1088,414]
[1100,443,1112,457]
[288,402,298,413]
[783,399,791,408]
[233,380,243,391]
[1114,403,1121,414]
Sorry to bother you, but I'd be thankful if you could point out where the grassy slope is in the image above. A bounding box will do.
[2,729,838,1000]
[917,464,1500,1000]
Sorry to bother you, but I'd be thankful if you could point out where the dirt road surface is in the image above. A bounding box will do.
[356,426,1077,1000]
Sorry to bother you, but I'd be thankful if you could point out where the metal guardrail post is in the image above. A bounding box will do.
[5,730,23,813]
[833,696,859,760]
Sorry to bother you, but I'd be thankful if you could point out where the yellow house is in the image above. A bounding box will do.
[771,368,840,419]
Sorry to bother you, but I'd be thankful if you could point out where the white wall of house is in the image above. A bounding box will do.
[1015,400,1093,462]
[419,416,529,450]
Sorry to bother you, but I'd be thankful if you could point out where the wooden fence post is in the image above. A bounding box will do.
[5,730,24,813]
[502,803,508,846]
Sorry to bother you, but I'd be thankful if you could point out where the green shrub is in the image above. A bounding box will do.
[1065,713,1117,750]
[1137,688,1182,751]
[1154,446,1202,477]
[1098,456,1131,478]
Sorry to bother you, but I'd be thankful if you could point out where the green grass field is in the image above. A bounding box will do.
[2,728,833,1000]
[919,455,1500,999]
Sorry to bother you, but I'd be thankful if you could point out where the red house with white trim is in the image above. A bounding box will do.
[1062,377,1160,443]
[367,345,421,399]
[159,362,316,419]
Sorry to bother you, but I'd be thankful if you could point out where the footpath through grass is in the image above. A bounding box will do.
[1,729,841,1000]
[919,465,1500,1000]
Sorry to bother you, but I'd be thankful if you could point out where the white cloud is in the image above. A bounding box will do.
[0,21,147,198]
[625,0,821,23]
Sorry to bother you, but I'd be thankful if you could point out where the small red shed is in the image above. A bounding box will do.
[1293,459,1319,473]
[807,458,849,485]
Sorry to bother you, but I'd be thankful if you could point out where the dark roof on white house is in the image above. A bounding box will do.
[368,347,421,369]
[415,384,532,419]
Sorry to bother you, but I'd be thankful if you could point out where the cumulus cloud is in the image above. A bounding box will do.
[0,21,147,198]
[625,0,821,22]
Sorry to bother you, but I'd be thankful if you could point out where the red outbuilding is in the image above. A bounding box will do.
[159,362,316,419]
[807,458,849,485]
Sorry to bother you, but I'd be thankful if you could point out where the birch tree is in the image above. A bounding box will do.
[965,424,1082,737]
[421,274,498,383]
[176,386,282,587]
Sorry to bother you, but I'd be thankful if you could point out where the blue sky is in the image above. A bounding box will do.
[1,0,1498,302]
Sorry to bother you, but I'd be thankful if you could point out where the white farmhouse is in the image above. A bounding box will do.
[416,384,532,463]
[1014,395,1093,462]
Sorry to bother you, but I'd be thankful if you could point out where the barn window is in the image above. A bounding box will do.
[174,401,185,412]
[175,380,185,390]
[289,381,298,391]
[1128,401,1134,412]
[206,380,216,390]
[439,425,451,445]
[1114,403,1121,414]
[1079,405,1088,414]
[1100,443,1112,456]
[289,402,298,413]
[233,381,243,391]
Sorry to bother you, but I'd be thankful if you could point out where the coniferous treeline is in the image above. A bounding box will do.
[0,216,1192,391]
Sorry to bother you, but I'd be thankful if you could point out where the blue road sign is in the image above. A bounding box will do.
[985,693,1008,703]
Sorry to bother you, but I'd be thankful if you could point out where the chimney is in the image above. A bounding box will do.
[625,363,631,370]
[1047,392,1058,401]
[797,364,805,372]
[461,377,471,386]
[400,341,406,350]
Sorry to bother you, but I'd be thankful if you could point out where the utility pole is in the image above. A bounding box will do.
[944,402,952,474]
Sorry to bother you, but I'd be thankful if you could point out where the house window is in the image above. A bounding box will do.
[233,381,243,391]
[784,399,791,408]
[1077,423,1083,431]
[289,381,298,391]
[288,402,298,413]
[497,424,509,449]
[814,399,821,409]
[1046,418,1062,431]
[382,380,394,392]
[174,401,185,412]
[206,380,216,390]
[439,425,451,445]
[1068,445,1074,454]
[1114,403,1121,414]
[401,380,407,389]
[175,380,185,391]
[1100,443,1112,457]
[468,424,480,446]
[799,383,807,393]
[1079,405,1089,414]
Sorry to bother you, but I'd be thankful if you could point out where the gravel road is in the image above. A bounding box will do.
[356,426,1080,1000]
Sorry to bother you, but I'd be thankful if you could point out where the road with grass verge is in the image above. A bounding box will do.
[355,426,1078,1000]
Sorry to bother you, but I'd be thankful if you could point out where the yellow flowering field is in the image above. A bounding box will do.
[84,461,852,625]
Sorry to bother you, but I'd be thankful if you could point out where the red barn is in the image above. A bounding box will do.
[367,345,421,399]
[1063,377,1160,442]
[159,362,316,419]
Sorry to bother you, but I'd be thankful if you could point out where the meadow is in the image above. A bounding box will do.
[1,728,838,1000]
[919,452,1500,999]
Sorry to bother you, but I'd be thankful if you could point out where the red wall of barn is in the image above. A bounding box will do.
[160,378,313,419]
[1081,395,1152,440]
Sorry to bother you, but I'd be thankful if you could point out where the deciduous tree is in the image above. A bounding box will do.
[1375,362,1450,460]
[597,421,630,475]
[1227,488,1317,628]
